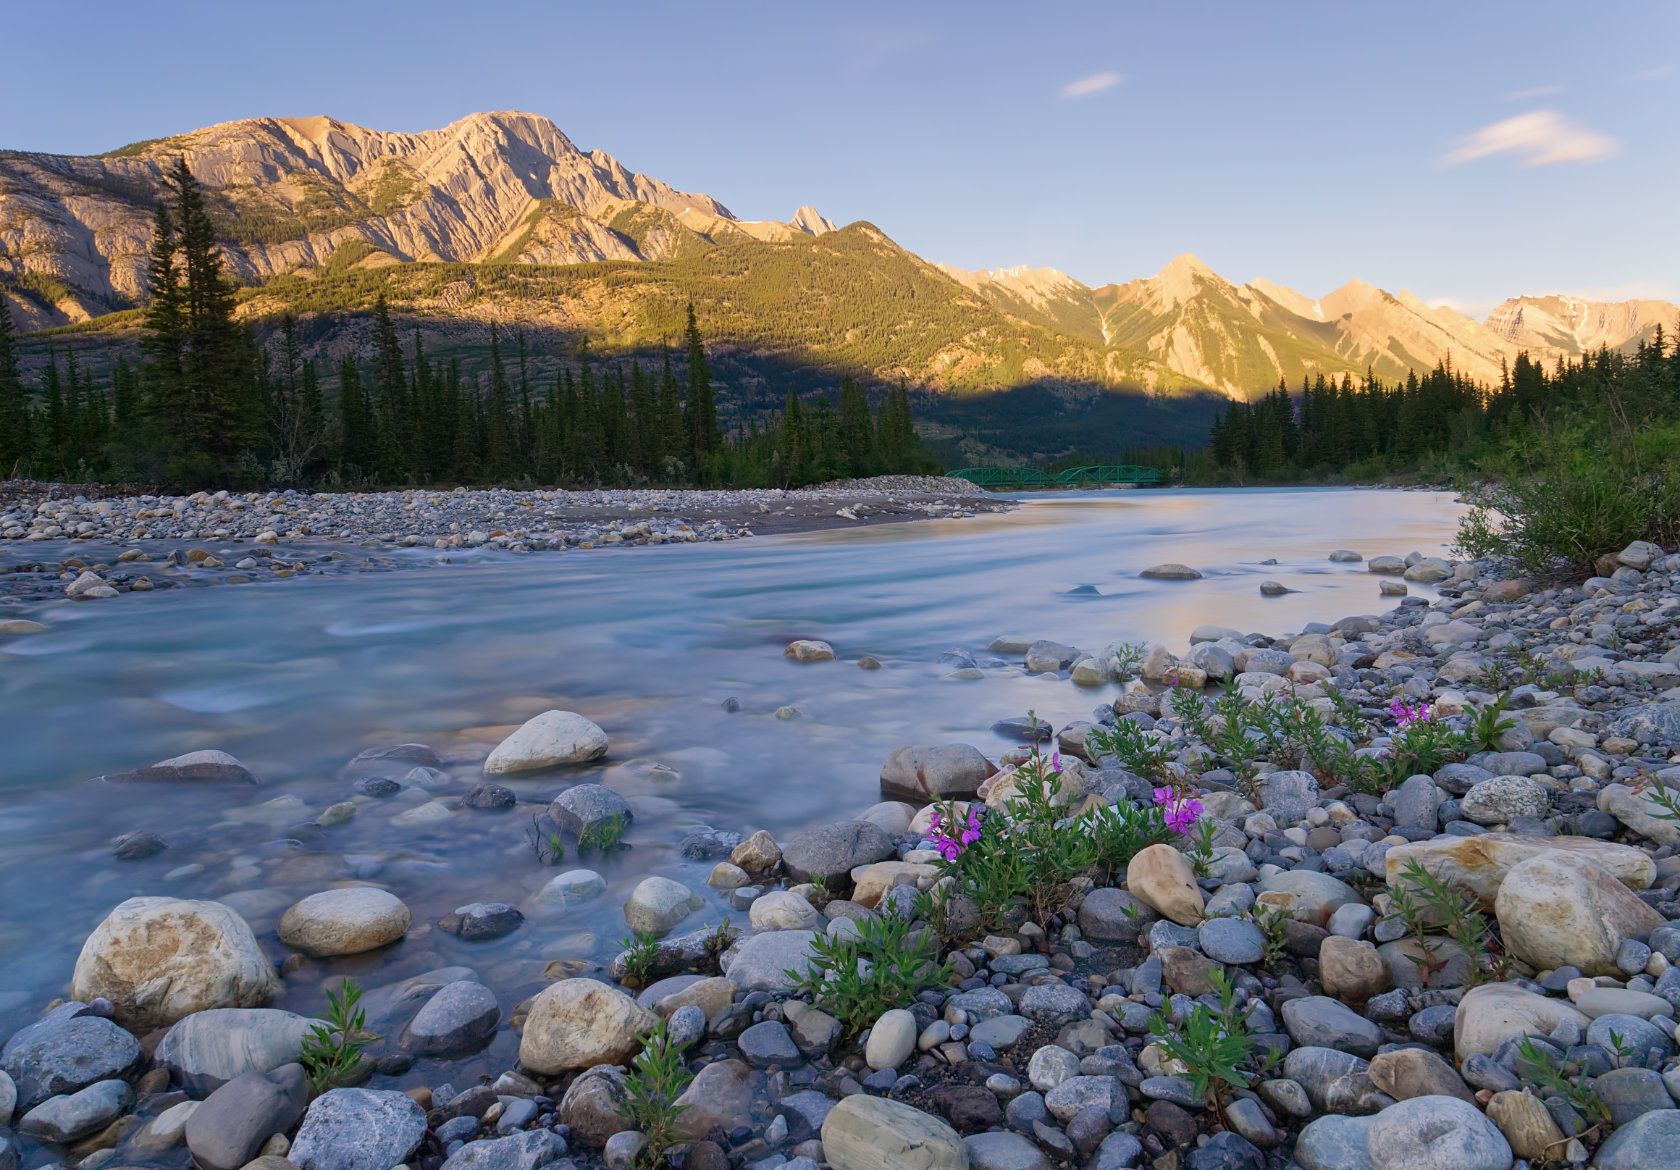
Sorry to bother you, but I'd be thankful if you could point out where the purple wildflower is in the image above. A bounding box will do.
[1151,785,1204,835]
[1388,698,1432,729]
[928,805,983,861]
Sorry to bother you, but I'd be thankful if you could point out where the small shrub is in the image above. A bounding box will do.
[621,1018,693,1168]
[1086,718,1174,782]
[1387,859,1500,986]
[300,979,375,1093]
[1086,799,1174,882]
[1148,970,1255,1112]
[1514,1038,1610,1131]
[579,813,629,853]
[1468,693,1518,752]
[620,930,661,988]
[788,913,950,1035]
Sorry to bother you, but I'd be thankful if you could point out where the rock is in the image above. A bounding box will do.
[1595,1108,1680,1170]
[155,1007,318,1094]
[519,978,656,1074]
[461,782,516,809]
[1260,580,1290,596]
[964,1130,1052,1170]
[1384,833,1655,906]
[821,1094,968,1170]
[674,1058,757,1140]
[440,1130,563,1170]
[1319,937,1391,1004]
[1294,1095,1511,1170]
[1259,769,1320,823]
[737,1019,800,1067]
[1198,917,1266,965]
[1599,783,1680,847]
[880,744,995,802]
[1283,1047,1386,1114]
[866,1009,919,1070]
[852,859,940,907]
[781,819,895,886]
[483,709,609,773]
[71,896,279,1032]
[1257,870,1359,926]
[404,980,499,1054]
[785,639,836,661]
[1140,563,1202,580]
[1402,558,1453,583]
[623,876,703,937]
[749,890,822,931]
[1460,776,1550,824]
[439,901,523,940]
[17,1078,132,1143]
[1494,854,1666,976]
[184,1064,310,1170]
[722,930,819,992]
[1367,1049,1474,1103]
[548,783,632,837]
[1079,886,1155,941]
[0,1006,140,1111]
[557,1065,633,1146]
[1024,640,1081,673]
[0,1068,12,1127]
[0,619,47,635]
[1453,982,1590,1061]
[279,887,411,956]
[101,748,258,785]
[1281,996,1383,1058]
[1486,1090,1567,1161]
[1125,844,1204,925]
[1329,549,1363,562]
[289,1087,428,1170]
[532,868,607,908]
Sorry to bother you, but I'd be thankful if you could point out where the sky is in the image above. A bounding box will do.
[4,1,1676,314]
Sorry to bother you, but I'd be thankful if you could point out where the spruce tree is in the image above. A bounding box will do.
[683,304,719,469]
[0,300,29,473]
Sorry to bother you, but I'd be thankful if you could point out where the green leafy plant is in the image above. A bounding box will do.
[579,812,629,853]
[299,979,376,1093]
[1110,641,1146,681]
[1468,693,1518,752]
[1252,903,1288,968]
[1387,859,1501,987]
[621,1018,693,1168]
[620,929,661,989]
[1514,1038,1610,1134]
[1085,798,1174,882]
[788,912,950,1035]
[1186,817,1219,879]
[1147,970,1255,1114]
[525,814,565,864]
[1086,717,1174,782]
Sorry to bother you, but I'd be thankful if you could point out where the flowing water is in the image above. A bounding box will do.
[0,487,1463,1050]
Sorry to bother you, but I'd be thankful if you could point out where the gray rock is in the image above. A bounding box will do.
[440,1130,564,1170]
[1281,996,1384,1058]
[17,1078,132,1143]
[1596,1066,1674,1126]
[100,749,258,785]
[880,744,995,802]
[970,1014,1033,1049]
[0,1005,140,1110]
[1259,770,1321,823]
[1025,640,1082,673]
[0,1068,13,1127]
[185,1063,310,1170]
[780,820,895,886]
[405,980,499,1055]
[1609,703,1680,746]
[965,1130,1053,1170]
[1461,776,1550,824]
[1019,984,1090,1021]
[1596,1108,1680,1170]
[738,1020,801,1067]
[154,1007,318,1094]
[548,783,632,836]
[1284,1047,1388,1114]
[722,930,819,993]
[440,902,524,940]
[1295,1094,1512,1170]
[1588,1013,1674,1059]
[289,1087,428,1170]
[1391,775,1440,830]
[1198,917,1266,964]
[1090,1130,1144,1170]
[1079,886,1155,941]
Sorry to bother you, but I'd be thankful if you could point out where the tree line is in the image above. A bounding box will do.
[0,160,935,490]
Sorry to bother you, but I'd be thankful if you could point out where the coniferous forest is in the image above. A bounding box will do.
[0,162,935,491]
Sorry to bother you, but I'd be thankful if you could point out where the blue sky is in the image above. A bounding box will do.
[4,1,1675,313]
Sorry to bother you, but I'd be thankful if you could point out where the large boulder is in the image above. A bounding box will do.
[548,784,633,838]
[484,710,609,774]
[288,1088,427,1170]
[278,888,411,957]
[71,897,279,1032]
[155,1007,319,1094]
[1494,854,1666,975]
[1596,1109,1680,1170]
[880,744,995,802]
[557,1065,633,1146]
[1384,833,1655,907]
[518,978,656,1075]
[1125,844,1203,925]
[623,877,703,938]
[440,1131,564,1170]
[821,1094,969,1170]
[184,1064,310,1170]
[1454,983,1589,1062]
[781,820,895,886]
[403,981,500,1056]
[0,1005,140,1111]
[1294,1095,1511,1170]
[674,1058,758,1140]
[721,930,820,993]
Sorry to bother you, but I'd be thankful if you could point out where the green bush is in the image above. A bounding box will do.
[788,912,950,1035]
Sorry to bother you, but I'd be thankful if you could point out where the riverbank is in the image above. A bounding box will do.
[5,522,1679,1170]
[0,475,1004,605]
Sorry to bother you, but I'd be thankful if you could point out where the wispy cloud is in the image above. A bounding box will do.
[1439,110,1618,168]
[1501,84,1562,101]
[1628,64,1675,81]
[1060,71,1123,99]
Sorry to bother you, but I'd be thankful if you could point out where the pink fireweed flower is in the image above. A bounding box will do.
[1152,785,1204,834]
[1388,698,1432,729]
[928,806,983,861]
[1049,751,1063,773]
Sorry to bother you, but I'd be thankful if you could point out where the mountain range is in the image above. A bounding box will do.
[1,110,1673,453]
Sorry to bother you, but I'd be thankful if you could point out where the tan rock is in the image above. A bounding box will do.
[1487,1090,1568,1161]
[646,976,736,1026]
[519,978,656,1074]
[1126,844,1204,925]
[1598,784,1680,847]
[1367,1048,1474,1103]
[851,861,939,909]
[278,887,410,957]
[820,1094,968,1170]
[71,897,280,1033]
[1454,982,1590,1062]
[1494,854,1666,976]
[1385,832,1655,907]
[1319,936,1391,1005]
[730,830,782,874]
[674,1059,758,1141]
[784,639,836,662]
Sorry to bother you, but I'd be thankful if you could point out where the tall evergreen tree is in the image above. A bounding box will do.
[0,302,29,472]
[683,304,719,468]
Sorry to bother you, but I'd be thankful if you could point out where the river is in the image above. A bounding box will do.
[0,487,1463,1048]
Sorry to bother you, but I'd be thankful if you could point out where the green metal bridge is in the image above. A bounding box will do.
[945,464,1166,489]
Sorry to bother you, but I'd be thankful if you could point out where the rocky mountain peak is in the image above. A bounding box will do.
[790,205,837,235]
